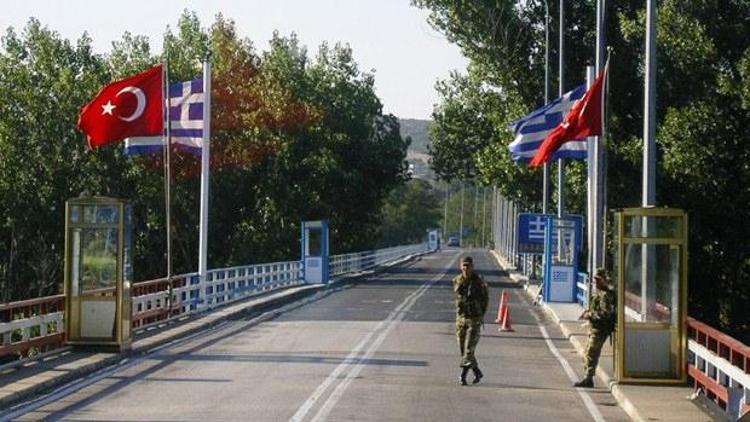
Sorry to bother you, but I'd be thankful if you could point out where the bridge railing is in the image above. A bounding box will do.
[1,241,428,367]
[688,318,750,420]
[329,243,429,276]
[0,295,65,364]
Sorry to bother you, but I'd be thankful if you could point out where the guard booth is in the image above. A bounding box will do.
[542,215,582,302]
[64,196,132,352]
[427,229,440,251]
[614,207,688,384]
[301,220,329,284]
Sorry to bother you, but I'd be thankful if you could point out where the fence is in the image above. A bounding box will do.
[688,318,750,421]
[329,244,428,276]
[0,241,429,367]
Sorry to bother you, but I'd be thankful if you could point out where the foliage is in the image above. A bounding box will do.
[415,0,750,339]
[375,178,442,247]
[0,19,112,301]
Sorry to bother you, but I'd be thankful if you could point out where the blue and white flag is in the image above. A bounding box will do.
[125,79,205,155]
[508,84,587,163]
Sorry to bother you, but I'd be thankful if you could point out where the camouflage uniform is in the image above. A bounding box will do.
[582,285,617,378]
[453,272,489,369]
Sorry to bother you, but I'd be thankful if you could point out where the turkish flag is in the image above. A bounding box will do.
[529,63,608,168]
[78,64,164,149]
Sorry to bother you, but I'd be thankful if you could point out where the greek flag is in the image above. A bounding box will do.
[508,84,587,163]
[125,79,204,155]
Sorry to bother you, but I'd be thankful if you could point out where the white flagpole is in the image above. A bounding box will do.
[557,0,566,217]
[586,65,595,288]
[163,60,172,282]
[163,58,174,315]
[594,0,608,277]
[198,58,212,282]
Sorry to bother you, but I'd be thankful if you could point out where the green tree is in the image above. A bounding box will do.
[0,20,111,300]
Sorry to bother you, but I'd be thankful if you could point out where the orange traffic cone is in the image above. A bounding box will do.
[494,291,508,323]
[499,303,515,332]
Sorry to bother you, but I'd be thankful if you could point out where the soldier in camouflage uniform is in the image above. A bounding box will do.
[574,268,617,388]
[453,256,489,385]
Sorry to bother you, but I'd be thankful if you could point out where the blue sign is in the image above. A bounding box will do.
[517,213,584,254]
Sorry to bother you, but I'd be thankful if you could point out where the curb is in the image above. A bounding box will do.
[1,251,429,410]
[0,284,323,410]
[487,250,649,422]
[536,302,648,422]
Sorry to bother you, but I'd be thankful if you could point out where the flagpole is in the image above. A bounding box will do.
[644,0,656,206]
[557,0,566,218]
[641,0,658,317]
[590,0,607,299]
[543,0,550,215]
[163,58,173,314]
[459,183,465,247]
[585,65,596,304]
[198,58,211,284]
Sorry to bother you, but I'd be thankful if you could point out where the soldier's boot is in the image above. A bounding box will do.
[573,376,594,388]
[459,367,469,386]
[472,366,484,384]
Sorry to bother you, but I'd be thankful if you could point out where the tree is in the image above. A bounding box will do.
[0,12,410,301]
[0,20,112,300]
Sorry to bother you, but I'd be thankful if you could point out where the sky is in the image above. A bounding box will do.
[3,0,469,120]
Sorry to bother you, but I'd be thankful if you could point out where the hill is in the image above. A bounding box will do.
[399,118,431,155]
[399,118,434,181]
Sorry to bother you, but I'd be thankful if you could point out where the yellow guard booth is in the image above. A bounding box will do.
[64,196,132,351]
[614,207,688,384]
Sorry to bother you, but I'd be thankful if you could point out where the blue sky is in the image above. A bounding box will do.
[3,0,469,120]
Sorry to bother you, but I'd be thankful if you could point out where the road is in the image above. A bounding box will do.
[6,249,629,421]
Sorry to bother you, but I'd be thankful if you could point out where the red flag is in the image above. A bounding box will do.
[529,63,608,168]
[78,64,164,149]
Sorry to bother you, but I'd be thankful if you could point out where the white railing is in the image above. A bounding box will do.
[1,241,429,366]
[0,311,64,349]
[184,260,303,311]
[565,298,750,421]
[329,243,429,276]
[687,319,750,421]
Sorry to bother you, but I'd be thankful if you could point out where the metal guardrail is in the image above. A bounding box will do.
[0,242,428,367]
[329,243,429,276]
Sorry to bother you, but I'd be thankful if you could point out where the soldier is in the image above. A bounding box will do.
[453,256,489,385]
[574,268,617,388]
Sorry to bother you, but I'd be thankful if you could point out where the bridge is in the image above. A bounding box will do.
[1,240,744,421]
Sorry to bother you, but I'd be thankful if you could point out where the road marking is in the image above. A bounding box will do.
[523,294,606,422]
[1,290,329,421]
[0,320,232,421]
[290,253,459,422]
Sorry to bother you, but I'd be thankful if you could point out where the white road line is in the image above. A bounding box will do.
[290,253,459,422]
[311,272,439,422]
[1,291,325,421]
[524,295,606,422]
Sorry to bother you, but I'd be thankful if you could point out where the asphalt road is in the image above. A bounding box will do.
[6,248,630,421]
